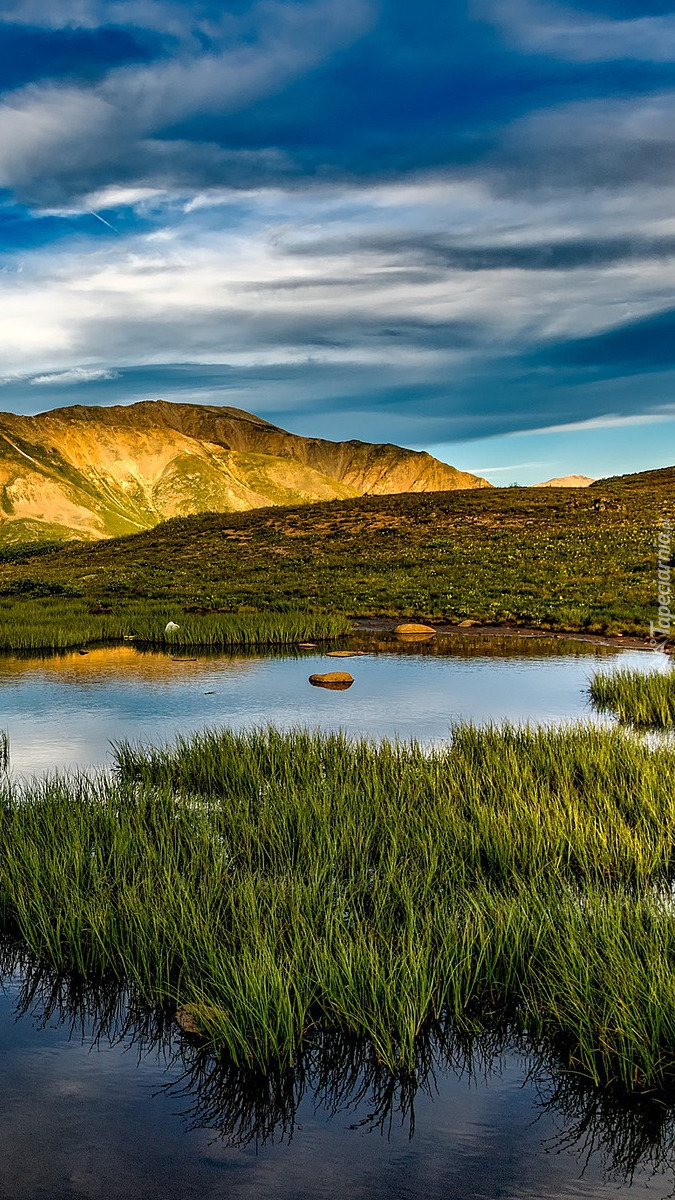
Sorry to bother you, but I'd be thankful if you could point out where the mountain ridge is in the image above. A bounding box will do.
[0,400,490,543]
[536,475,595,488]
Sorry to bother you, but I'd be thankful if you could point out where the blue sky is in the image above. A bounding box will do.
[0,0,674,483]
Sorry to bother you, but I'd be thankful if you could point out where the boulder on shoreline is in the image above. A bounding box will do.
[394,622,436,639]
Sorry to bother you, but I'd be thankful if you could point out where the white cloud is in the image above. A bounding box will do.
[0,0,243,37]
[0,0,374,203]
[0,174,672,389]
[489,88,675,199]
[30,367,120,386]
[474,461,551,473]
[482,0,675,62]
[523,410,675,436]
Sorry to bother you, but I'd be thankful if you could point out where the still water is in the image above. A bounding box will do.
[0,632,669,1199]
[0,631,660,774]
[1,958,675,1200]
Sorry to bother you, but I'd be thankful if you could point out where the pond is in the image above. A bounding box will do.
[1,953,675,1200]
[0,631,670,1198]
[0,631,660,775]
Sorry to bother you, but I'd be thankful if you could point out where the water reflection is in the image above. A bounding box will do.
[0,634,658,775]
[533,1066,675,1196]
[4,943,675,1197]
[0,637,668,1195]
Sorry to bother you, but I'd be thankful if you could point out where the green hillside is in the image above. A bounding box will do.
[0,471,672,649]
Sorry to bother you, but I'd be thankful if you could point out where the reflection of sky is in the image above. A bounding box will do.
[0,979,670,1200]
[0,644,658,775]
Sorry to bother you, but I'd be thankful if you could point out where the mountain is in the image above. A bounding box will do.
[536,475,595,488]
[0,400,490,543]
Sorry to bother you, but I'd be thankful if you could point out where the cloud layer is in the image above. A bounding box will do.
[0,0,673,476]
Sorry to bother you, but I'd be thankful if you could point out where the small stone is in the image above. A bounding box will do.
[394,622,436,636]
[175,1005,201,1035]
[297,642,316,648]
[458,619,478,628]
[175,1003,221,1036]
[309,672,354,689]
[326,650,364,657]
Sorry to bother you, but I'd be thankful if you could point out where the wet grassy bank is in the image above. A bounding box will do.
[1,724,675,1092]
[590,666,675,728]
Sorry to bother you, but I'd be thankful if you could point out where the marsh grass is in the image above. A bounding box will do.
[131,612,350,650]
[0,597,350,652]
[590,666,675,727]
[1,725,675,1090]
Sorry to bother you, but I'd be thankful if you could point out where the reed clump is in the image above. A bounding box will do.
[1,725,675,1091]
[0,597,350,652]
[131,612,350,649]
[589,666,675,727]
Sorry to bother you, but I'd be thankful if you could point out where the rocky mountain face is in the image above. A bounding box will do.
[0,400,490,542]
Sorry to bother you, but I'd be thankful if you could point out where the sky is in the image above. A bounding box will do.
[0,0,674,484]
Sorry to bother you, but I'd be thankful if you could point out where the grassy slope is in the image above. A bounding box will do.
[0,476,672,643]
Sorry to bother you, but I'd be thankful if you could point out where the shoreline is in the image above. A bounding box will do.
[352,617,672,655]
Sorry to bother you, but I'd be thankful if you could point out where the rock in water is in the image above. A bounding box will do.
[175,1003,221,1036]
[309,672,354,690]
[175,1005,200,1035]
[326,650,364,658]
[394,622,436,638]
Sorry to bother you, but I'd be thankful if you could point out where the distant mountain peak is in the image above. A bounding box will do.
[535,475,595,488]
[0,400,491,544]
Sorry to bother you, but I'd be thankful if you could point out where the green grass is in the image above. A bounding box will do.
[590,666,675,727]
[0,597,350,652]
[2,724,675,1091]
[0,480,672,646]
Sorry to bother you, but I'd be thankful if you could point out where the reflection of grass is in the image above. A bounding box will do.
[4,724,675,1091]
[13,948,675,1174]
[590,667,675,727]
[0,598,350,652]
[0,481,672,645]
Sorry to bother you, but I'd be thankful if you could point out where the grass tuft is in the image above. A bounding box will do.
[589,666,675,727]
[0,598,350,652]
